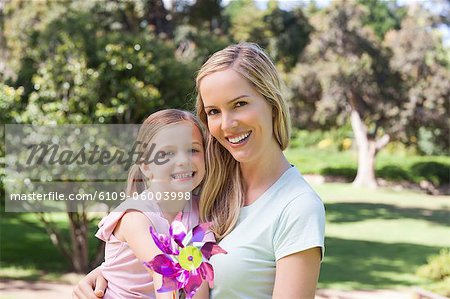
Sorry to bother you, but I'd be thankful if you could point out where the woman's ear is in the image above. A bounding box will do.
[139,163,153,180]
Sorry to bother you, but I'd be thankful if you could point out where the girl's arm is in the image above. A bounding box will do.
[118,210,209,299]
[272,247,322,299]
[117,210,175,299]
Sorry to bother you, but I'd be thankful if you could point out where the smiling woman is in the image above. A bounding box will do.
[194,42,325,299]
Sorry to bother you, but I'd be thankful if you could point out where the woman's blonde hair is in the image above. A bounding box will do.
[126,109,205,196]
[195,42,291,241]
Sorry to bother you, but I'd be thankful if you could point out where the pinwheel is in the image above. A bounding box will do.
[144,218,227,299]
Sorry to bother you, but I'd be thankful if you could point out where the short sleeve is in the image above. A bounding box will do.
[95,211,127,242]
[273,192,325,261]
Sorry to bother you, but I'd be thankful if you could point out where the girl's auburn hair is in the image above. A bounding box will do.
[195,42,291,241]
[126,109,205,197]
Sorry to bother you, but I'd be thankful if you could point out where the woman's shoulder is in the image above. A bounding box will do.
[277,166,321,201]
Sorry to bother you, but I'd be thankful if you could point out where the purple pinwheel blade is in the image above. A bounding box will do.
[157,275,181,293]
[183,272,203,299]
[170,220,187,248]
[191,222,211,243]
[201,242,227,260]
[149,226,179,255]
[144,254,181,276]
[199,262,214,288]
[176,269,191,287]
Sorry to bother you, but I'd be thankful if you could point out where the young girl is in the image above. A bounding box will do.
[94,109,212,299]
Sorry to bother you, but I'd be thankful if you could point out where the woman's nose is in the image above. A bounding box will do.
[220,112,238,131]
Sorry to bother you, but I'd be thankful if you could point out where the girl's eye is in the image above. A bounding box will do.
[235,101,247,108]
[161,151,175,158]
[191,148,201,153]
[206,109,219,116]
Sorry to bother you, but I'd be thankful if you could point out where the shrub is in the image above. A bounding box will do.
[417,248,450,281]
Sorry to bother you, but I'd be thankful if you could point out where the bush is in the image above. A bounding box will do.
[416,248,450,297]
[417,248,450,280]
[290,125,353,150]
[410,162,450,187]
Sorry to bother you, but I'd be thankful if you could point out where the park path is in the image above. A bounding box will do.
[0,279,414,299]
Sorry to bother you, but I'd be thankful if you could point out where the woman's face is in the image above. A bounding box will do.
[199,69,277,164]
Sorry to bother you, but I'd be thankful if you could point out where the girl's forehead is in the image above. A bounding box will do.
[152,122,203,146]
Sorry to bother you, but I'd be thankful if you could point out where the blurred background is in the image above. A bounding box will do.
[0,0,449,298]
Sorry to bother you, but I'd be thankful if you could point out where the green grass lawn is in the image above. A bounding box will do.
[311,183,450,290]
[0,212,102,281]
[1,180,449,291]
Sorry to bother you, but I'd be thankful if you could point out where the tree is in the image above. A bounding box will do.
[1,0,196,273]
[383,4,450,155]
[289,0,404,188]
[224,0,311,69]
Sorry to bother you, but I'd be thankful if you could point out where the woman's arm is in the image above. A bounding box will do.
[72,266,107,299]
[272,247,322,299]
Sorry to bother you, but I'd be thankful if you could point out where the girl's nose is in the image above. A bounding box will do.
[175,151,191,167]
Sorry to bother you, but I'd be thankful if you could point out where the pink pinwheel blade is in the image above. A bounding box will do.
[201,242,227,259]
[150,226,179,255]
[191,222,211,243]
[157,275,182,293]
[183,272,203,299]
[170,220,187,248]
[144,254,181,277]
[199,262,214,288]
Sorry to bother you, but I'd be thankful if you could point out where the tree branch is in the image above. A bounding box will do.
[37,212,73,263]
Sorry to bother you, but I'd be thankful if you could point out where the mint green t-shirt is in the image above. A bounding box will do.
[210,166,325,298]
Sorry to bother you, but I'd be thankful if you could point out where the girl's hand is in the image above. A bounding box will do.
[72,266,108,299]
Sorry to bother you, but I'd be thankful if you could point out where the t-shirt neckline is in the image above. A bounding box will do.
[239,165,295,220]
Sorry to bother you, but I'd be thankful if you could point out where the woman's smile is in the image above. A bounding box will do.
[226,131,252,146]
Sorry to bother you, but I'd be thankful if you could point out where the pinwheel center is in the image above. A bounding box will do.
[179,246,202,271]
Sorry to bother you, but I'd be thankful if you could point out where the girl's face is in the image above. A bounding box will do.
[141,122,205,193]
[200,69,278,164]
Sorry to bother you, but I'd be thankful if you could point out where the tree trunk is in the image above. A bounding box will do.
[68,205,90,273]
[350,110,389,188]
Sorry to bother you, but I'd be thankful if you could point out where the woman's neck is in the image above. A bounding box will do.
[239,150,290,206]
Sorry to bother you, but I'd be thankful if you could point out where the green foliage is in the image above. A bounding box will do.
[224,0,311,69]
[416,249,450,296]
[417,127,448,156]
[356,0,405,40]
[290,125,354,151]
[287,132,450,188]
[410,162,450,187]
[3,1,197,125]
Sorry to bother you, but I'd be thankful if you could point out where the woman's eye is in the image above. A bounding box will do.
[235,101,247,107]
[190,148,200,153]
[206,109,219,116]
